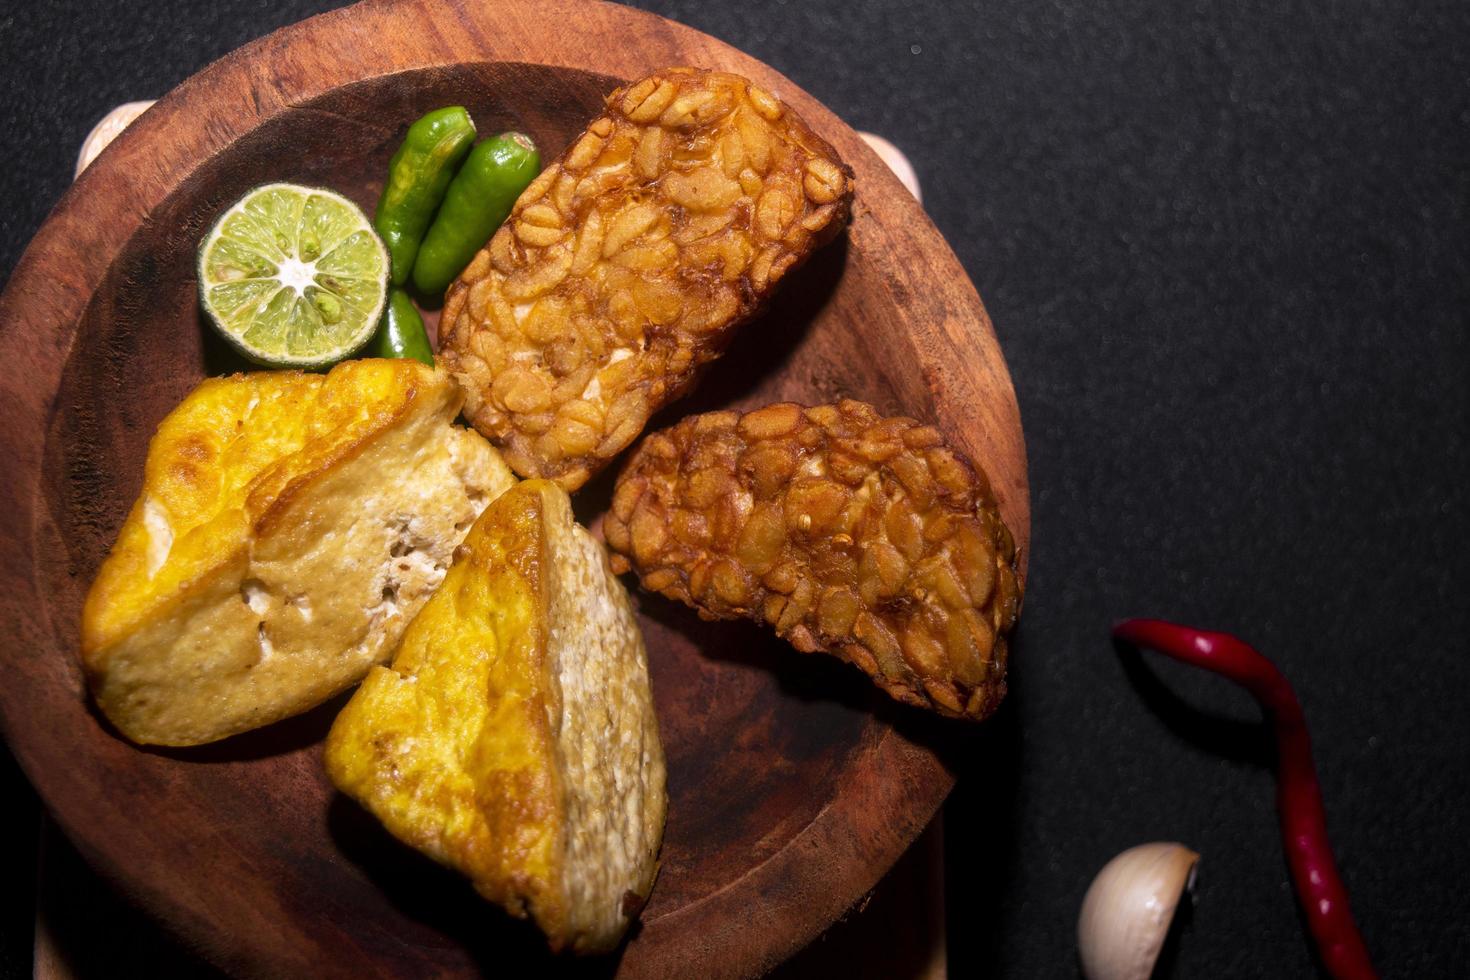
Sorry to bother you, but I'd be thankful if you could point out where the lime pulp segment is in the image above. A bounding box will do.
[199,184,388,366]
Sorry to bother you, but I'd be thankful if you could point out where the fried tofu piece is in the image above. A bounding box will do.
[324,480,666,954]
[604,401,1024,720]
[440,67,854,491]
[81,359,516,746]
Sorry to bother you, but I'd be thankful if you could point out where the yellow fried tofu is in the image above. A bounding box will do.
[324,480,666,954]
[81,359,516,746]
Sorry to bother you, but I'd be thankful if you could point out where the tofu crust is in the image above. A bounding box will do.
[325,480,666,954]
[80,359,516,745]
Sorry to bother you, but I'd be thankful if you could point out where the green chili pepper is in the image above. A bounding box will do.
[411,132,541,296]
[369,288,434,365]
[374,106,477,285]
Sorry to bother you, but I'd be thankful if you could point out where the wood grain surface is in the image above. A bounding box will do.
[0,1,1027,976]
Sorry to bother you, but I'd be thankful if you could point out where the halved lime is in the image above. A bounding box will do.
[197,183,389,367]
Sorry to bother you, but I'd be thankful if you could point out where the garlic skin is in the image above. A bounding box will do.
[857,131,922,203]
[1078,842,1200,980]
[75,100,156,178]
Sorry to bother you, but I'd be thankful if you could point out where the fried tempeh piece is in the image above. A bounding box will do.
[326,481,666,953]
[440,67,854,491]
[604,401,1023,720]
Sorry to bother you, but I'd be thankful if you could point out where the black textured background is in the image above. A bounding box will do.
[2,1,1467,976]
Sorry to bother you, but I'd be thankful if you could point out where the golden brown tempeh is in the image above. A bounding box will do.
[441,67,854,491]
[604,401,1023,720]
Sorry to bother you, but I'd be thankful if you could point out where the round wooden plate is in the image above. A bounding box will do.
[0,1,1028,976]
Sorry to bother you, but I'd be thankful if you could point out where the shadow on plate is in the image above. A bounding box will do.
[126,688,352,764]
[199,306,259,376]
[671,232,851,416]
[633,581,1026,975]
[942,618,1026,974]
[326,793,626,978]
[572,233,850,533]
[631,582,1015,777]
[35,818,224,980]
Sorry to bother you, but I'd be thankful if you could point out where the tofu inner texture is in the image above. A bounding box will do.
[141,496,173,576]
[545,502,656,944]
[95,411,512,745]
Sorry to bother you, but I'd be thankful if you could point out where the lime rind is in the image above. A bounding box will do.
[197,183,388,368]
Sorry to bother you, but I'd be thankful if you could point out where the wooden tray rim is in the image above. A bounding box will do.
[0,1,1029,975]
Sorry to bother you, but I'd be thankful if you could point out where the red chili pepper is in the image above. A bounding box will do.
[1112,618,1377,980]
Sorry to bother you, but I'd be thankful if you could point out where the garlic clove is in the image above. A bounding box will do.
[857,131,922,203]
[75,100,156,178]
[1078,841,1200,980]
